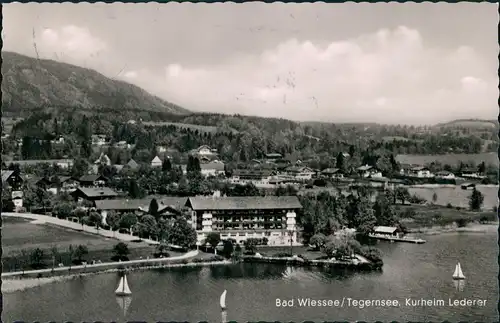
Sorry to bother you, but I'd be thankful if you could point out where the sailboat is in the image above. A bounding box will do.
[452,262,466,280]
[115,274,132,296]
[220,289,227,310]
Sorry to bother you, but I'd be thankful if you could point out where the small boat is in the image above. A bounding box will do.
[220,289,227,310]
[452,262,466,280]
[115,274,132,296]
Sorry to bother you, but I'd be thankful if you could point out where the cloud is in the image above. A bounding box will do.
[138,25,496,124]
[38,25,107,63]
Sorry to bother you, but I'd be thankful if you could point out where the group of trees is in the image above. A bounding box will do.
[15,244,90,272]
[5,109,497,171]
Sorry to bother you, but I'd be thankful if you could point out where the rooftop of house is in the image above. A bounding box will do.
[357,165,373,171]
[151,156,162,163]
[410,166,429,171]
[187,196,302,211]
[321,168,340,174]
[95,198,151,211]
[373,226,399,234]
[78,174,106,182]
[1,170,15,182]
[73,187,119,198]
[285,166,314,173]
[265,153,283,158]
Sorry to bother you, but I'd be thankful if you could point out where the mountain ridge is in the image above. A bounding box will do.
[1,51,191,116]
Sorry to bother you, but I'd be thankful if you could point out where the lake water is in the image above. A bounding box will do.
[409,185,498,210]
[3,228,498,322]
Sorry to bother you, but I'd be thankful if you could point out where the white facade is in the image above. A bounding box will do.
[195,211,298,246]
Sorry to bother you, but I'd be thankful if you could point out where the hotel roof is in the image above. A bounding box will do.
[72,187,119,198]
[187,196,302,211]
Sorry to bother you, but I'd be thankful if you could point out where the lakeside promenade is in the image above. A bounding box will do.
[2,249,199,278]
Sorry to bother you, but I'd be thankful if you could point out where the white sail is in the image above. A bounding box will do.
[116,274,132,296]
[220,290,227,309]
[115,277,125,294]
[452,262,465,280]
[123,275,132,294]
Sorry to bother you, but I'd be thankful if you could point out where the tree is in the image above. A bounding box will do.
[141,214,158,239]
[309,233,327,251]
[162,158,172,172]
[30,248,46,269]
[68,245,75,269]
[112,242,130,261]
[88,211,103,230]
[432,192,438,204]
[73,245,89,265]
[222,240,234,259]
[50,245,59,270]
[53,202,74,219]
[128,179,142,198]
[468,188,484,211]
[120,212,138,231]
[373,194,397,226]
[154,242,170,258]
[243,238,258,255]
[206,232,221,253]
[149,198,159,219]
[394,187,411,205]
[356,198,377,236]
[73,208,87,229]
[167,218,197,250]
[336,152,345,173]
[106,210,121,234]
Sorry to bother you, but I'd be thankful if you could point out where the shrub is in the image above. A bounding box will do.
[359,246,383,265]
[297,254,309,261]
[273,252,293,258]
[446,203,453,208]
[456,218,468,228]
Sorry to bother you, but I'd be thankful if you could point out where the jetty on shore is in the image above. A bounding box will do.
[368,234,426,244]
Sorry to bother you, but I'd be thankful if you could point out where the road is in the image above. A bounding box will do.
[2,212,160,245]
[2,250,199,278]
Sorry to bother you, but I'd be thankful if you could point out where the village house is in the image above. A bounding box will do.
[5,159,74,169]
[320,168,344,179]
[435,170,456,180]
[114,159,140,173]
[357,165,383,178]
[186,196,302,246]
[284,166,316,181]
[77,174,108,187]
[50,135,65,145]
[371,226,403,238]
[408,166,434,178]
[151,156,163,168]
[91,134,108,146]
[1,170,24,191]
[265,153,282,163]
[460,168,483,179]
[189,145,218,159]
[200,161,225,177]
[70,187,120,205]
[229,169,275,186]
[94,153,111,166]
[114,141,132,149]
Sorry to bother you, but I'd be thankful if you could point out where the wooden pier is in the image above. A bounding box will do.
[369,234,426,244]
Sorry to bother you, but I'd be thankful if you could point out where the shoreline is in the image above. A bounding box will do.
[2,259,232,293]
[408,223,498,235]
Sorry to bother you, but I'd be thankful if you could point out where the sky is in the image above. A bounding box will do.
[2,3,498,125]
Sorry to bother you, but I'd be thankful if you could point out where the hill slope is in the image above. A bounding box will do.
[1,51,190,116]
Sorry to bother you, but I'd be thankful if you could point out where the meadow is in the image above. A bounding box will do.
[395,152,498,166]
[1,217,180,272]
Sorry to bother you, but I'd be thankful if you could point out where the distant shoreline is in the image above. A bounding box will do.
[408,223,498,235]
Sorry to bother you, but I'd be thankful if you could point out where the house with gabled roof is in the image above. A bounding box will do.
[151,156,163,168]
[78,174,108,187]
[71,187,120,205]
[357,165,382,178]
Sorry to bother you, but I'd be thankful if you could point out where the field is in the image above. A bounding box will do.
[1,217,181,272]
[395,152,498,166]
[142,121,238,134]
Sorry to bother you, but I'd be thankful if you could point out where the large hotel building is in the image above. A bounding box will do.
[186,196,302,246]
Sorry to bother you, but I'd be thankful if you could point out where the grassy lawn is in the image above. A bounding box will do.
[254,245,324,260]
[1,217,182,272]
